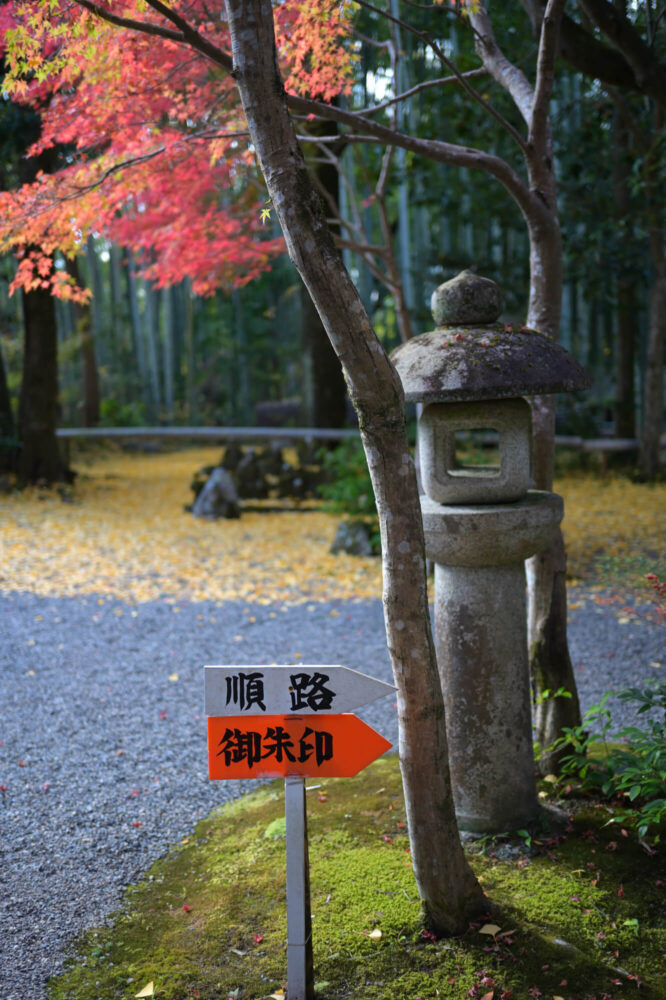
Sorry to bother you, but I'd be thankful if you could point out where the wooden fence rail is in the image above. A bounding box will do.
[56,426,360,443]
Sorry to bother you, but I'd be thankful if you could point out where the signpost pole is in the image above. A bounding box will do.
[284,776,314,1000]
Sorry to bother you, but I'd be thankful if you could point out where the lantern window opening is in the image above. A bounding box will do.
[450,428,501,478]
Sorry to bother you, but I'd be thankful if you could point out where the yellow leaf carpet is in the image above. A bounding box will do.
[1,447,664,604]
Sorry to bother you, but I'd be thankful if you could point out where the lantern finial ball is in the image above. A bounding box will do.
[431,269,503,327]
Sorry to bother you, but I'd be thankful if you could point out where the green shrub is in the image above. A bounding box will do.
[548,681,666,842]
[99,398,146,427]
[316,440,380,553]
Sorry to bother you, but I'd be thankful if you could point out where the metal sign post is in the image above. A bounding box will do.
[205,663,396,999]
[285,776,314,1000]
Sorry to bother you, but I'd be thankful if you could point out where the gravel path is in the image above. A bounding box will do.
[1,590,663,999]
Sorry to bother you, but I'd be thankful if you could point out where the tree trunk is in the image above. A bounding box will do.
[161,286,174,424]
[225,0,484,934]
[639,256,666,479]
[18,282,66,485]
[638,106,666,480]
[126,250,152,420]
[301,118,348,428]
[67,256,100,427]
[525,204,582,773]
[301,283,348,427]
[144,279,162,418]
[0,344,17,473]
[613,106,636,439]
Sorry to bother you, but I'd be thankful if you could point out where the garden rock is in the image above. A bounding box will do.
[236,449,269,499]
[192,467,240,520]
[256,442,285,478]
[330,520,373,556]
[221,442,244,471]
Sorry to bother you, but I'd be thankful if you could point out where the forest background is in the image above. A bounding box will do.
[0,0,664,477]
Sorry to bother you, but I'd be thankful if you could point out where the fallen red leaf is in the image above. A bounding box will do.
[183,904,193,912]
[617,885,624,898]
[253,933,263,943]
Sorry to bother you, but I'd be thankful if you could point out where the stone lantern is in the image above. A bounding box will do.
[391,271,589,833]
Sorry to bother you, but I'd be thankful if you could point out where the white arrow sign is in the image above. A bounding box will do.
[204,664,395,717]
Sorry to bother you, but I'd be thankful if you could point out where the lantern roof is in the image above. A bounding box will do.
[390,271,590,403]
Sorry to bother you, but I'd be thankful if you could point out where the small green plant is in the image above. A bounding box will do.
[99,398,146,427]
[548,681,666,842]
[316,440,380,553]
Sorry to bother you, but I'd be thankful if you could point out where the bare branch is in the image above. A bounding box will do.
[579,0,666,102]
[334,236,391,260]
[377,144,394,197]
[529,0,564,154]
[354,0,526,150]
[467,1,535,127]
[73,0,184,43]
[353,70,488,117]
[352,27,391,49]
[73,0,235,73]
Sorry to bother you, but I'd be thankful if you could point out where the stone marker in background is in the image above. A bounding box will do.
[192,467,240,520]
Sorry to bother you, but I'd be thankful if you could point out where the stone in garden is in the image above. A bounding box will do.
[330,521,373,556]
[236,449,269,499]
[192,467,240,520]
[221,443,243,471]
[257,443,285,478]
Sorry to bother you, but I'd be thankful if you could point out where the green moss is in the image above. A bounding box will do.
[48,757,665,1000]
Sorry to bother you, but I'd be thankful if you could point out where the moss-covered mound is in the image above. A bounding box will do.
[49,756,664,1000]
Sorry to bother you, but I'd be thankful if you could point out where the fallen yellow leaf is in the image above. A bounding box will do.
[168,672,179,682]
[479,923,501,936]
[135,983,155,999]
[268,991,285,999]
[368,928,382,941]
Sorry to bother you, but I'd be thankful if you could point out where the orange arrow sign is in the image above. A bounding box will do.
[208,714,392,780]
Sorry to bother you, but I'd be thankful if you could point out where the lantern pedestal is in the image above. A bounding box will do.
[423,492,562,832]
